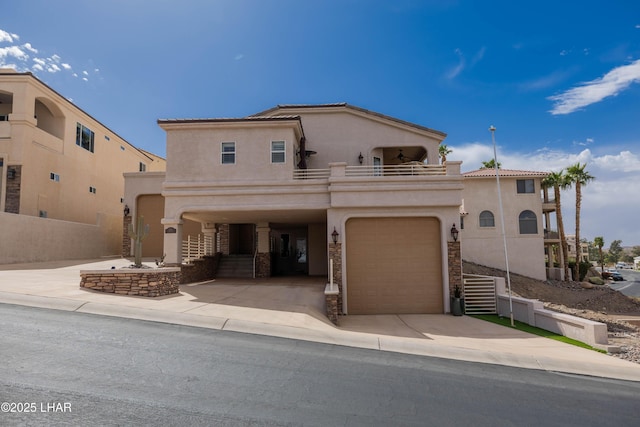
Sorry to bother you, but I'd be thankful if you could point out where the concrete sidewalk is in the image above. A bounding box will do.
[1,258,639,382]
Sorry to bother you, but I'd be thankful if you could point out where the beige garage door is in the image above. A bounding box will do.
[346,217,442,314]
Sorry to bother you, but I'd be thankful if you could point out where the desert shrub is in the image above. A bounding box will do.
[588,276,605,285]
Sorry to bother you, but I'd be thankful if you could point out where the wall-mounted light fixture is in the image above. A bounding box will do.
[450,224,459,242]
[358,152,364,164]
[123,204,130,217]
[331,227,339,244]
[7,168,16,180]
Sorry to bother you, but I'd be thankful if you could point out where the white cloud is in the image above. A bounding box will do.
[83,70,88,76]
[234,54,244,61]
[446,48,465,79]
[548,59,640,115]
[22,43,37,53]
[0,27,96,82]
[0,29,18,43]
[0,45,28,61]
[450,144,640,244]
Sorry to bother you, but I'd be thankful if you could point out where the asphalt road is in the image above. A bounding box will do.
[609,269,640,297]
[1,304,639,426]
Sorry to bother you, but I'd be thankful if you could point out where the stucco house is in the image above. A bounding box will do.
[460,169,555,281]
[125,103,464,315]
[0,69,165,263]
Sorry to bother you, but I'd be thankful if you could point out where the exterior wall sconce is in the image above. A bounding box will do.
[450,224,459,242]
[123,205,130,217]
[331,227,339,244]
[358,152,363,164]
[7,168,16,180]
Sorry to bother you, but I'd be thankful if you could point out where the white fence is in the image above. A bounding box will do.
[182,234,213,263]
[462,274,497,314]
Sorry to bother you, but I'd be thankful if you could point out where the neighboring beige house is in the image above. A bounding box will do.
[566,235,590,263]
[125,103,464,315]
[460,169,553,281]
[0,69,165,263]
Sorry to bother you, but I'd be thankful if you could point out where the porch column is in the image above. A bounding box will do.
[447,240,462,309]
[255,223,271,278]
[201,223,216,255]
[161,218,183,266]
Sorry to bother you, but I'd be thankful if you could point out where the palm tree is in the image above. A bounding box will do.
[480,159,501,169]
[438,144,452,164]
[594,236,604,274]
[541,171,571,281]
[566,163,595,279]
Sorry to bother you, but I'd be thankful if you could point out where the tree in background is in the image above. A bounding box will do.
[438,144,452,164]
[566,163,595,279]
[480,159,501,169]
[594,236,604,273]
[542,171,571,281]
[606,240,623,264]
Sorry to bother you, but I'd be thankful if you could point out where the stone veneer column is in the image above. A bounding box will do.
[122,215,132,257]
[218,224,230,255]
[329,242,343,313]
[448,241,462,297]
[4,165,21,214]
[255,224,271,278]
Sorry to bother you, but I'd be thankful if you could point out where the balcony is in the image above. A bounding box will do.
[293,163,448,180]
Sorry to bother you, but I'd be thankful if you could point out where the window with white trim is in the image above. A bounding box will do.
[221,142,235,164]
[139,162,146,172]
[271,140,285,163]
[89,186,97,194]
[50,172,60,182]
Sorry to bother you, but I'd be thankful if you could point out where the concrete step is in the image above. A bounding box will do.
[216,255,254,278]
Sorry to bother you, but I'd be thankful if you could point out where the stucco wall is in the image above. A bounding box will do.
[0,211,115,264]
[461,175,547,280]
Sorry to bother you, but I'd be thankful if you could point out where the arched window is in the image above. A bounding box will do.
[519,210,538,234]
[479,210,495,227]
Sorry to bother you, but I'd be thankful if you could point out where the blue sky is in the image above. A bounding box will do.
[2,0,640,246]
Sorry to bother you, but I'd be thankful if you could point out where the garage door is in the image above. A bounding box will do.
[346,217,442,314]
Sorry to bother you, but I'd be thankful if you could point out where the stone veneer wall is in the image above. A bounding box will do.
[180,254,220,284]
[255,252,270,278]
[80,268,181,296]
[5,165,21,214]
[448,241,462,297]
[325,291,339,324]
[122,215,132,257]
[219,224,230,255]
[328,242,343,315]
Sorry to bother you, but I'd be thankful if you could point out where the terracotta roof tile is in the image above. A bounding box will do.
[463,169,549,178]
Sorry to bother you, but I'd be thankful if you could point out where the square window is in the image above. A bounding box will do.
[271,140,285,163]
[517,179,535,194]
[221,142,235,164]
[50,172,60,182]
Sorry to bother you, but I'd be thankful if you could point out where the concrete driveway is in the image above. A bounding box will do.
[1,258,640,381]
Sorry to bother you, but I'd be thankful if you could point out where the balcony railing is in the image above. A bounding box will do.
[293,164,446,180]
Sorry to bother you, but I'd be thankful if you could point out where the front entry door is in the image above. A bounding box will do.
[272,228,308,275]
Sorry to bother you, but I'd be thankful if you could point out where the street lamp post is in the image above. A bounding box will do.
[490,125,514,327]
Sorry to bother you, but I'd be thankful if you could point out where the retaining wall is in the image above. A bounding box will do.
[80,268,181,297]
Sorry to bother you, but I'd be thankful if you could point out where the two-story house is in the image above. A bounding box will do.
[0,69,165,263]
[460,169,552,281]
[125,103,464,315]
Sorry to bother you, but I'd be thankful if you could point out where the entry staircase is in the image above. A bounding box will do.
[215,255,254,278]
